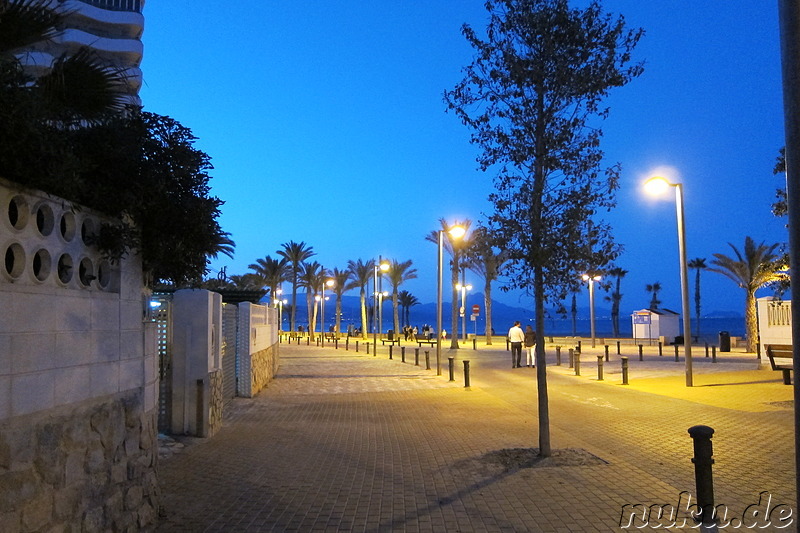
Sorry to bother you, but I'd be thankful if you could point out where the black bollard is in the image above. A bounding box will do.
[307,337,310,346]
[617,340,621,355]
[355,340,359,353]
[346,338,349,351]
[621,357,629,385]
[688,425,716,525]
[658,341,663,356]
[463,360,471,388]
[506,339,510,351]
[367,342,370,355]
[712,346,717,363]
[574,352,581,376]
[401,346,406,363]
[425,350,430,370]
[569,348,574,368]
[415,347,420,366]
[674,344,680,362]
[389,345,393,360]
[577,340,582,352]
[335,338,339,350]
[604,345,609,362]
[704,342,709,358]
[556,346,562,366]
[596,355,604,381]
[448,357,455,382]
[638,344,643,361]
[297,336,300,345]
[473,338,477,350]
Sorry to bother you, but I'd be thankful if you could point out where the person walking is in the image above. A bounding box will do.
[524,325,537,367]
[507,321,524,368]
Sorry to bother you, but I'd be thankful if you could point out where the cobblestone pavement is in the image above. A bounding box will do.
[155,341,795,532]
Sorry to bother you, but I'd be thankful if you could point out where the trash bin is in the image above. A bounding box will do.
[387,329,394,340]
[674,335,684,345]
[719,331,731,352]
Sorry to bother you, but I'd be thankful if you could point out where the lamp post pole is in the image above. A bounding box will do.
[321,284,325,346]
[675,183,694,387]
[436,230,444,375]
[582,275,600,348]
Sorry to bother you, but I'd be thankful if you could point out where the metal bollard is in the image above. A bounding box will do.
[389,345,393,360]
[415,348,420,366]
[705,342,709,358]
[569,348,574,368]
[638,344,643,361]
[712,346,717,363]
[556,346,562,366]
[401,346,406,363]
[658,341,663,356]
[577,340,582,352]
[604,345,609,361]
[597,355,604,381]
[688,425,716,524]
[473,338,477,350]
[335,338,338,350]
[425,350,430,370]
[316,338,320,346]
[367,342,370,355]
[463,360,470,387]
[506,339,510,351]
[297,336,300,345]
[674,344,680,362]
[346,338,349,351]
[621,357,629,385]
[574,352,581,376]
[616,340,621,355]
[355,340,359,353]
[448,357,455,381]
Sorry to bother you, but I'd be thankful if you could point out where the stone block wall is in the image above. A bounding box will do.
[236,303,278,397]
[208,369,223,436]
[250,344,278,397]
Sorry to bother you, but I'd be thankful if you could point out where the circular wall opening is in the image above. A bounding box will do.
[35,203,55,236]
[32,248,52,282]
[97,260,112,289]
[80,218,96,246]
[60,211,76,242]
[7,196,29,230]
[4,243,25,279]
[57,254,74,284]
[78,257,94,287]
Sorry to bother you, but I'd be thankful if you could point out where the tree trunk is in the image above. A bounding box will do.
[306,292,315,341]
[534,263,551,457]
[335,297,342,336]
[745,290,758,353]
[393,290,400,336]
[360,288,368,339]
[290,271,298,332]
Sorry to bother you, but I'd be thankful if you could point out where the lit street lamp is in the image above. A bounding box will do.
[581,274,601,348]
[274,288,283,331]
[437,224,466,375]
[456,282,473,341]
[321,279,334,346]
[373,259,390,352]
[644,175,693,387]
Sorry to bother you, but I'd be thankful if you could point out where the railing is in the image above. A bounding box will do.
[767,301,792,327]
[75,0,143,13]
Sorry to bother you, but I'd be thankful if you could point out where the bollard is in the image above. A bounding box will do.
[674,344,680,362]
[604,345,609,362]
[621,357,629,385]
[658,341,663,356]
[638,344,643,361]
[425,351,430,370]
[463,360,471,387]
[616,340,621,355]
[355,340,359,353]
[415,347,420,366]
[506,339,510,351]
[346,338,349,351]
[688,425,716,524]
[316,338,320,346]
[596,355,604,381]
[401,346,406,363]
[569,348,574,368]
[366,342,370,355]
[704,342,709,358]
[473,338,477,350]
[712,346,717,363]
[448,357,455,382]
[577,340,582,352]
[297,336,300,345]
[574,352,581,376]
[556,346,562,366]
[307,337,310,346]
[389,345,393,360]
[335,338,338,350]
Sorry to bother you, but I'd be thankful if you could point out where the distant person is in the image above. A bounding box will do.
[524,325,537,367]
[412,326,418,340]
[508,321,524,368]
[441,329,447,339]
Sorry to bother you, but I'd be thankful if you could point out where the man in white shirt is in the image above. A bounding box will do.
[507,321,525,368]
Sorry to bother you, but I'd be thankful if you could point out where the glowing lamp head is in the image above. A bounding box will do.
[325,279,335,288]
[448,225,466,240]
[379,261,390,272]
[644,176,671,196]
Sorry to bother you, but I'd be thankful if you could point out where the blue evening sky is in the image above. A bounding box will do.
[139,1,787,317]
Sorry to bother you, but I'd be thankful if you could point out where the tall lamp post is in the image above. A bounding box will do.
[645,175,693,387]
[456,282,472,341]
[582,274,601,348]
[274,288,283,331]
[321,279,334,346]
[373,259,390,352]
[437,224,466,375]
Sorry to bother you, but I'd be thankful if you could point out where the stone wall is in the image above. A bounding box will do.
[236,302,279,398]
[0,389,159,532]
[250,344,278,397]
[208,369,223,436]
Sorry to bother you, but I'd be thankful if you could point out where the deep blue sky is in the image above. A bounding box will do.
[139,1,787,317]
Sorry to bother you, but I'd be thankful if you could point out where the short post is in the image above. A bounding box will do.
[604,344,609,362]
[345,337,349,351]
[448,357,455,382]
[674,344,680,362]
[638,344,643,361]
[704,342,709,358]
[596,355,604,381]
[688,425,716,525]
[712,346,717,363]
[355,340,359,353]
[296,336,300,345]
[506,339,510,351]
[463,360,470,387]
[366,342,370,355]
[616,340,621,355]
[568,348,574,368]
[401,346,406,363]
[335,338,338,350]
[389,345,393,360]
[425,350,430,370]
[621,357,629,385]
[556,346,562,366]
[306,337,310,346]
[472,338,477,350]
[316,337,319,346]
[574,352,581,376]
[658,341,663,356]
[415,347,420,366]
[577,340,582,352]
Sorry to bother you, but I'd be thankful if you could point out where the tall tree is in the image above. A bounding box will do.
[707,237,785,353]
[248,255,288,302]
[386,259,418,335]
[347,259,374,339]
[445,0,642,456]
[464,225,507,345]
[687,258,706,339]
[645,282,662,309]
[298,261,326,341]
[397,290,420,327]
[604,267,627,337]
[278,241,315,332]
[425,218,472,348]
[330,267,352,336]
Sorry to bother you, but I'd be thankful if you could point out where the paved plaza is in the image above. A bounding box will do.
[155,340,795,532]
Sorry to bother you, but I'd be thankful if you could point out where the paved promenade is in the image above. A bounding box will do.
[155,340,795,532]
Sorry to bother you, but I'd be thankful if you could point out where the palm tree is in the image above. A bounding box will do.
[397,290,420,326]
[687,258,707,338]
[707,237,785,352]
[605,267,628,337]
[425,218,472,348]
[464,226,506,345]
[346,259,374,339]
[645,282,662,309]
[277,241,315,332]
[386,259,418,336]
[248,255,288,302]
[298,261,326,341]
[329,267,352,336]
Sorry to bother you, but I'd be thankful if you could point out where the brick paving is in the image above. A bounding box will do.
[155,341,796,532]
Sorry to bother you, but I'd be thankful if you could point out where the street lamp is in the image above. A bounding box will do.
[373,259,390,352]
[644,175,693,387]
[437,224,466,375]
[320,279,334,346]
[581,274,601,348]
[456,282,473,341]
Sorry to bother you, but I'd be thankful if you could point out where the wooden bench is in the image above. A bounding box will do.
[381,338,400,346]
[766,344,794,385]
[416,338,437,347]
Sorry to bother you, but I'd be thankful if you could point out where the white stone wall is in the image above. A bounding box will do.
[236,303,278,397]
[757,297,792,362]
